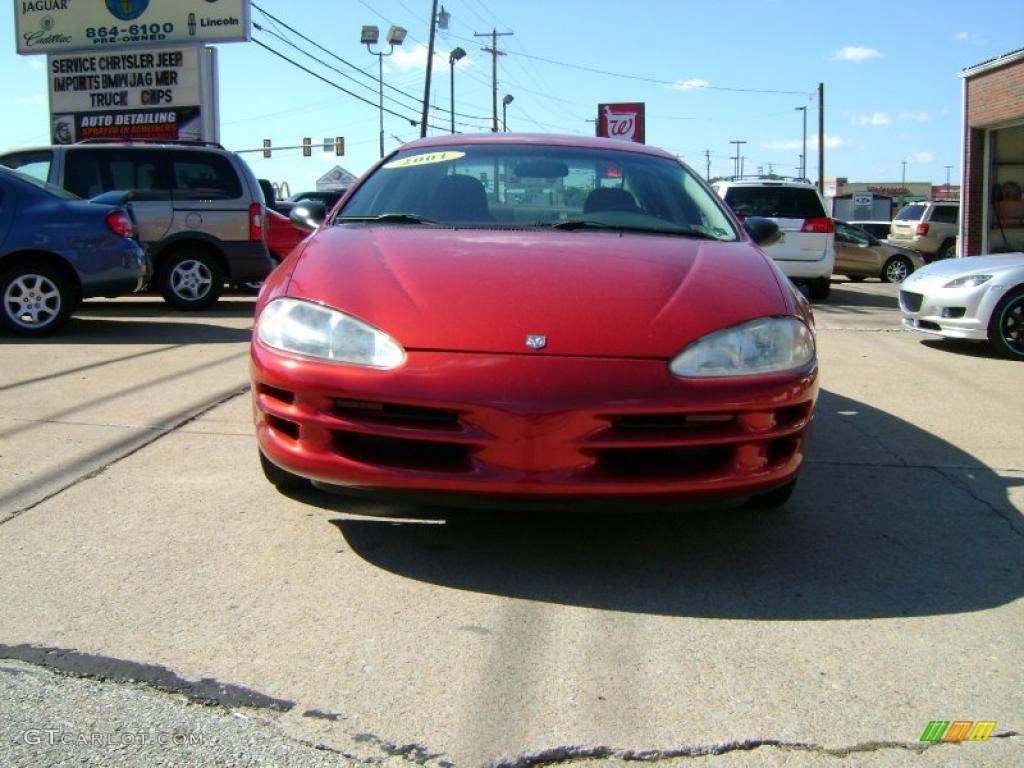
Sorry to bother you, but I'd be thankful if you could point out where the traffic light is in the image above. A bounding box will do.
[302,137,311,157]
[262,139,271,158]
[335,136,345,156]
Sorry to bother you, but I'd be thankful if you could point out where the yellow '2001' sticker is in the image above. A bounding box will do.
[383,151,465,170]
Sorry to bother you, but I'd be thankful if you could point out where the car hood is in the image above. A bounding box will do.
[908,252,1024,282]
[283,226,790,357]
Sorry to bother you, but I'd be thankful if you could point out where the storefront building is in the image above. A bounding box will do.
[960,48,1024,256]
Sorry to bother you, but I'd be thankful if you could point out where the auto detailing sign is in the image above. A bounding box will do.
[15,0,251,55]
[596,102,645,144]
[48,44,211,142]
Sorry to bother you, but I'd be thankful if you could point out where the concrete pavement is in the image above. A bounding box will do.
[0,284,1020,766]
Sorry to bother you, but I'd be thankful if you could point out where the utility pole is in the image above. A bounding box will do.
[704,149,711,180]
[475,29,512,132]
[730,140,746,178]
[944,164,952,197]
[419,0,439,138]
[817,82,825,192]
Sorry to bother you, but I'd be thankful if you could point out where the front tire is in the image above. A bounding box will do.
[745,479,797,509]
[159,249,223,310]
[1,264,74,336]
[259,451,311,490]
[881,255,912,283]
[988,287,1024,360]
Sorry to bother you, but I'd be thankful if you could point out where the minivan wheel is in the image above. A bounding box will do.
[159,250,223,310]
[808,278,831,301]
[1,265,74,336]
[881,255,912,283]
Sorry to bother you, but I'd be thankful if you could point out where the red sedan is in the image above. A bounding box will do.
[251,134,818,508]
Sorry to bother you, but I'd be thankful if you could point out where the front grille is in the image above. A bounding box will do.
[331,430,474,472]
[900,290,923,312]
[595,445,733,479]
[331,398,461,430]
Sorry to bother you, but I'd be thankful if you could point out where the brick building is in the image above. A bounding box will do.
[960,48,1024,256]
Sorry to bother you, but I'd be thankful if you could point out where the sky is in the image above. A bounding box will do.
[2,0,1019,195]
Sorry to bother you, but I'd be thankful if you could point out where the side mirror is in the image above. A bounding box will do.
[743,216,781,246]
[289,201,327,233]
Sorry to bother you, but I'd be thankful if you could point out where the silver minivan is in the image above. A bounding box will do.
[0,142,273,309]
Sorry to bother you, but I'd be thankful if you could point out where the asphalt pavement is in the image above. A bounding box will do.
[0,285,1021,767]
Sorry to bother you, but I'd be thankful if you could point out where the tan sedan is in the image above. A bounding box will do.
[834,220,926,283]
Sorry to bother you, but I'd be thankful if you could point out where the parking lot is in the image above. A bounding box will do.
[1,281,1021,766]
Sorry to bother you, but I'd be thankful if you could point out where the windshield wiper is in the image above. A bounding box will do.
[549,219,719,239]
[337,213,438,225]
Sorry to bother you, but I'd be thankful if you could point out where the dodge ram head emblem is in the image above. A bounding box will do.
[525,335,547,350]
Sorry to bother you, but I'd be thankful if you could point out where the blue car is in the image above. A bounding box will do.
[0,166,149,335]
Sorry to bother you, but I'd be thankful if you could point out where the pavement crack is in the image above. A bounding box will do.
[0,643,294,712]
[0,384,249,526]
[492,733,1020,766]
[930,466,1024,538]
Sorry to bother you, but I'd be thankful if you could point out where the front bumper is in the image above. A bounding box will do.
[251,343,818,501]
[899,282,1005,341]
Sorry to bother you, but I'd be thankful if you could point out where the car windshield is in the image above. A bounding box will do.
[895,203,926,221]
[337,143,738,240]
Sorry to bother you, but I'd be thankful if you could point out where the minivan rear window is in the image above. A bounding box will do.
[723,187,825,219]
[172,153,242,200]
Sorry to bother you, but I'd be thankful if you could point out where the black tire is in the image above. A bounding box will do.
[158,249,224,310]
[808,278,831,301]
[239,254,280,295]
[881,256,912,284]
[1,263,74,336]
[745,479,797,509]
[987,286,1024,360]
[259,450,311,490]
[934,240,955,260]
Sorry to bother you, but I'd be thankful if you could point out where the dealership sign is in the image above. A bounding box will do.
[596,102,645,144]
[48,44,219,143]
[15,0,251,54]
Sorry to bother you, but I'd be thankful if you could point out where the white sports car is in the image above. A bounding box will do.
[899,252,1024,359]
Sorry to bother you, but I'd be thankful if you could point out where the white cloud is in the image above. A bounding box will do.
[390,43,429,72]
[898,111,932,123]
[954,31,986,45]
[853,112,891,126]
[908,152,934,163]
[671,79,709,91]
[831,46,882,62]
[763,135,847,151]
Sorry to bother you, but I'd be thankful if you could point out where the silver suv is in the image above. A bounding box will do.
[712,178,835,300]
[888,201,958,261]
[0,141,273,309]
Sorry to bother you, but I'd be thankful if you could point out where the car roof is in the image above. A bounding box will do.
[395,132,678,160]
[714,178,817,188]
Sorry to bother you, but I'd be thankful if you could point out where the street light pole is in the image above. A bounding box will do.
[502,94,514,132]
[795,106,807,179]
[448,47,465,134]
[362,25,406,159]
[730,140,746,178]
[901,160,907,209]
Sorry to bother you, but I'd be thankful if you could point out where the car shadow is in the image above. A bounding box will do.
[305,389,1022,621]
[818,284,900,310]
[919,337,1008,361]
[1,298,255,345]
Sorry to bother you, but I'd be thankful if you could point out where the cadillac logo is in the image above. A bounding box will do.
[525,335,547,350]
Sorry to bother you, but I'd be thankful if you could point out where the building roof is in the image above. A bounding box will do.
[959,47,1024,78]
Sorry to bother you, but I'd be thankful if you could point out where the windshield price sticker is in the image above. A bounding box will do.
[383,151,465,170]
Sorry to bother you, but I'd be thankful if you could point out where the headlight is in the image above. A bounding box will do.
[257,298,405,368]
[943,274,992,289]
[670,317,814,378]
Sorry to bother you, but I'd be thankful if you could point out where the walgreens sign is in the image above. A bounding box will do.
[596,103,645,144]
